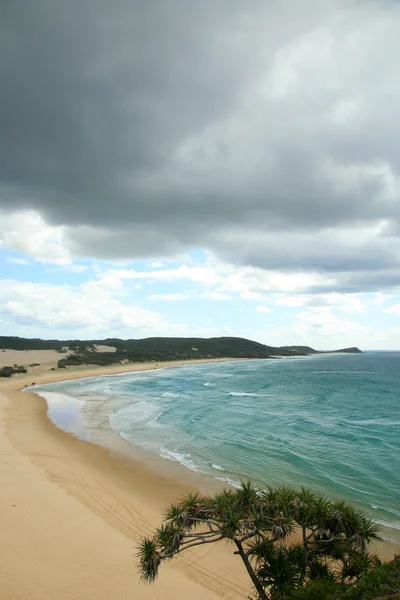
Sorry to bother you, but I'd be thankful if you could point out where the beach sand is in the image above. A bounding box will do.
[0,351,398,600]
[0,354,251,600]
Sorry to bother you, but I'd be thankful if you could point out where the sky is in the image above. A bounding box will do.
[1,0,400,350]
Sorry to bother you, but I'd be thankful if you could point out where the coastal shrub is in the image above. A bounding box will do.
[0,365,27,377]
[58,353,86,366]
[287,556,399,599]
[138,482,383,600]
[0,366,13,377]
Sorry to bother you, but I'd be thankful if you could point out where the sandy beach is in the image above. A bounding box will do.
[1,351,398,600]
[0,353,252,600]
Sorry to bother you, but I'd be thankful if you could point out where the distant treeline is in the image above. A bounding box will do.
[0,336,94,352]
[0,336,361,370]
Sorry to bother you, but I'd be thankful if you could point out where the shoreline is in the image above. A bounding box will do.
[0,358,251,600]
[1,357,399,599]
[1,355,247,503]
[33,361,400,552]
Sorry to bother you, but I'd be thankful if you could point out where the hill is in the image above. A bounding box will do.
[0,336,361,371]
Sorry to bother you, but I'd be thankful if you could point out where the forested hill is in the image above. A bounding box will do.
[0,336,361,367]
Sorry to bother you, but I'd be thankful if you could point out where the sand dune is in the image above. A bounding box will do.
[0,348,65,368]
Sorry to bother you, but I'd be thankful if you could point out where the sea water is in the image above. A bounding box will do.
[33,352,400,541]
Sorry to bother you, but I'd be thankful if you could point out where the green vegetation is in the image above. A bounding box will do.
[57,337,281,367]
[0,336,362,371]
[0,336,93,352]
[0,365,28,377]
[138,482,392,600]
[334,347,362,354]
[288,556,399,599]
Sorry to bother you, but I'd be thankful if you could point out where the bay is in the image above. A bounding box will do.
[34,352,400,541]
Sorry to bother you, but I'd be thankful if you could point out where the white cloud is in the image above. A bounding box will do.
[326,294,366,313]
[275,296,307,308]
[146,290,231,302]
[91,259,334,304]
[98,265,219,285]
[240,290,267,302]
[58,264,89,273]
[386,304,400,315]
[4,300,34,318]
[146,292,189,302]
[91,257,383,310]
[257,306,371,349]
[275,293,366,312]
[200,291,231,301]
[257,305,271,313]
[0,279,178,338]
[0,210,71,264]
[292,307,367,340]
[369,292,393,306]
[6,257,29,265]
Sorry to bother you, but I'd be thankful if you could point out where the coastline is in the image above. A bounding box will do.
[1,357,399,599]
[0,358,251,600]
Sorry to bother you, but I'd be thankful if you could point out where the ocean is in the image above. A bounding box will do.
[33,352,400,542]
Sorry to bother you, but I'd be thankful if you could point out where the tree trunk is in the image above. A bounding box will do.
[299,527,308,583]
[234,539,268,600]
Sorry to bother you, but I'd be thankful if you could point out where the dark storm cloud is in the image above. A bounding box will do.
[1,1,256,200]
[1,0,400,285]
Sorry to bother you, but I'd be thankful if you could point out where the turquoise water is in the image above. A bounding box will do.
[34,352,400,540]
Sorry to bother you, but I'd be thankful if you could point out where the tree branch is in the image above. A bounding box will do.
[306,527,317,542]
[237,530,259,543]
[160,535,225,559]
[313,535,344,545]
[181,527,223,538]
[181,531,223,544]
[180,517,221,528]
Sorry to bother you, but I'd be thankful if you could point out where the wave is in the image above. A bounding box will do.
[309,370,373,374]
[110,400,160,428]
[228,392,261,397]
[342,418,400,427]
[159,448,202,473]
[212,463,225,471]
[374,519,400,532]
[113,367,166,378]
[35,390,85,408]
[215,475,241,489]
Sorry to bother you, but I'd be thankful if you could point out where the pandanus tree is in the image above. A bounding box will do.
[138,482,381,600]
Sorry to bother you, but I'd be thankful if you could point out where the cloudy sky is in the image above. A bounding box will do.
[1,0,400,349]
